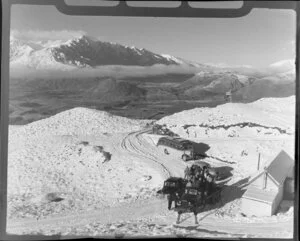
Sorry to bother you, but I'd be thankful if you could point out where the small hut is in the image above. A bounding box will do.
[224,90,232,102]
[241,150,294,216]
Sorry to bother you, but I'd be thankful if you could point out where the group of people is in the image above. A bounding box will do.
[166,163,218,211]
[184,164,218,196]
[172,164,218,224]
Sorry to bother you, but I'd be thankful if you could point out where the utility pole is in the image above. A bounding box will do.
[263,167,267,189]
[257,153,261,170]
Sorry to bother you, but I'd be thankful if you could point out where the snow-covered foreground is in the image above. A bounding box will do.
[8,110,162,220]
[7,96,295,238]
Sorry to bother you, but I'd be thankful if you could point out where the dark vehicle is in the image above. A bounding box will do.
[181,148,208,162]
[175,181,222,224]
[160,161,223,224]
[157,136,207,162]
[175,164,222,224]
[157,136,193,151]
[161,177,187,210]
[175,185,205,224]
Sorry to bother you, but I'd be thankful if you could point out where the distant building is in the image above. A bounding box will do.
[241,150,294,217]
[225,90,232,102]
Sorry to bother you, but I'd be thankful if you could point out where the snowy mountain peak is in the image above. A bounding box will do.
[269,59,294,71]
[76,35,102,44]
[264,59,295,76]
[204,62,253,69]
[10,35,191,68]
[9,33,295,74]
[10,39,33,61]
[63,35,99,47]
[161,54,184,64]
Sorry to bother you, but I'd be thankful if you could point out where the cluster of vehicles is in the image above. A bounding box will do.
[154,128,224,224]
[159,161,222,224]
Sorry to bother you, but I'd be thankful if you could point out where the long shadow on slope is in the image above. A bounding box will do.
[184,142,236,165]
[218,177,250,205]
[192,142,210,157]
[214,166,234,180]
[190,142,210,159]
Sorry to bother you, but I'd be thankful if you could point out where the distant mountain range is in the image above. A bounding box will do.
[10,35,204,69]
[9,34,296,124]
[10,34,295,75]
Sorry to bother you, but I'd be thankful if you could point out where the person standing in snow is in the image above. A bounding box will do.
[206,169,217,198]
[200,166,207,184]
[167,192,178,210]
[190,165,196,177]
[200,166,208,199]
[184,166,191,180]
[194,171,202,188]
[186,178,193,188]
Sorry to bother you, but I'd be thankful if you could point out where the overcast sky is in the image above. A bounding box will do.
[10,4,296,68]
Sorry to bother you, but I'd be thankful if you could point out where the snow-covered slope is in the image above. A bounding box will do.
[8,109,159,219]
[233,69,295,101]
[177,67,294,101]
[10,39,34,61]
[268,59,295,74]
[161,54,205,68]
[177,71,256,99]
[10,38,76,70]
[260,69,295,84]
[7,97,295,237]
[157,96,295,138]
[10,107,150,139]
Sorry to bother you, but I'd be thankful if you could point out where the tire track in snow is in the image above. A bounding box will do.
[120,129,171,178]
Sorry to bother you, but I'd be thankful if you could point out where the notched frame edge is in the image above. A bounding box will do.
[5,0,298,17]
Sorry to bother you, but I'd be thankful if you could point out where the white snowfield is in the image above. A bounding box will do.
[7,96,295,238]
[10,107,151,138]
[268,59,295,73]
[10,38,76,71]
[157,96,295,138]
[157,96,294,130]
